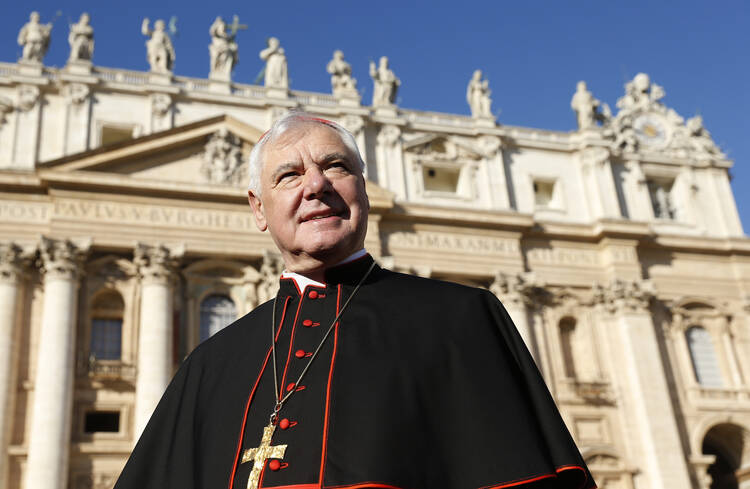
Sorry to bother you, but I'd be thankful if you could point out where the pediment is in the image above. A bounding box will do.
[403,134,483,161]
[39,115,265,187]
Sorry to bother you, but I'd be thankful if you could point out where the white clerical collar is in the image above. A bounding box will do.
[280,249,368,292]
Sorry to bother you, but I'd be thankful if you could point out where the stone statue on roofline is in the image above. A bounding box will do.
[467,69,493,118]
[616,73,664,114]
[17,11,52,64]
[369,56,400,107]
[142,18,175,73]
[209,16,245,82]
[259,37,288,89]
[570,81,611,130]
[327,50,358,98]
[68,13,94,63]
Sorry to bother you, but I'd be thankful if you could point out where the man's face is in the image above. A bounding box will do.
[248,123,369,272]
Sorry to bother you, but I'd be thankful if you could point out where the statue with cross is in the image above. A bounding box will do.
[209,15,246,82]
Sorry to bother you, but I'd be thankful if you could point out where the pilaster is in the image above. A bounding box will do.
[0,242,32,489]
[594,279,692,489]
[26,237,90,489]
[489,272,537,362]
[375,124,405,199]
[133,242,183,438]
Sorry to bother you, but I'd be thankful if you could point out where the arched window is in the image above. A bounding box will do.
[559,317,577,379]
[90,290,124,361]
[686,326,723,387]
[200,294,237,341]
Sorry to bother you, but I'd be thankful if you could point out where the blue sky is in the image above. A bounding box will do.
[3,1,748,233]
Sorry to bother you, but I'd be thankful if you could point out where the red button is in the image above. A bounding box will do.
[279,418,290,430]
[286,382,296,392]
[268,459,281,471]
[302,319,313,327]
[295,349,306,359]
[308,290,318,299]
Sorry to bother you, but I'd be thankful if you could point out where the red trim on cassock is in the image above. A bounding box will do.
[318,284,342,484]
[259,465,592,489]
[278,296,305,398]
[228,296,292,489]
[480,464,591,489]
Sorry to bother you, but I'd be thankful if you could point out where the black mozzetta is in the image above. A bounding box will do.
[114,255,595,489]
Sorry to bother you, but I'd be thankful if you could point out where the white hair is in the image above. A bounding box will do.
[247,112,365,196]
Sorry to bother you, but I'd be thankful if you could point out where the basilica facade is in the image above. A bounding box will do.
[0,12,749,489]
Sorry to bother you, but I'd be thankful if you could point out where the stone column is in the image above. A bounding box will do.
[490,272,538,362]
[597,279,692,489]
[25,237,89,489]
[133,243,182,438]
[0,243,30,489]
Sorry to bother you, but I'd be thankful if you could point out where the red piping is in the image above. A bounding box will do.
[318,284,342,485]
[228,296,292,489]
[278,297,305,398]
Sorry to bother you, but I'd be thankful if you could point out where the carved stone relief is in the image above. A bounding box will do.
[17,85,40,112]
[38,236,91,281]
[150,93,172,117]
[201,128,246,185]
[133,242,183,285]
[376,124,401,147]
[591,278,654,314]
[63,83,90,107]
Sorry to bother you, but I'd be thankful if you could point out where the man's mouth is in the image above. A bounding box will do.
[302,210,341,222]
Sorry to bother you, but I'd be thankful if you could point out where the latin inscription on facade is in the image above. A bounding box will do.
[387,231,519,255]
[0,199,256,231]
[526,247,600,266]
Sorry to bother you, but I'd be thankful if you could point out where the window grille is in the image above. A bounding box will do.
[200,294,237,341]
[686,326,723,387]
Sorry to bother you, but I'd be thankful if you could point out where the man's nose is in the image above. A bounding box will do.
[302,166,331,198]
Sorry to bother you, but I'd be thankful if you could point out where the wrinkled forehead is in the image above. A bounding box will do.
[263,122,352,166]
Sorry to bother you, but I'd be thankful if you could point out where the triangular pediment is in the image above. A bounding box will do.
[39,115,265,187]
[402,134,483,161]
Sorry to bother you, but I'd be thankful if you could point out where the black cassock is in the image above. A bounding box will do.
[114,255,596,489]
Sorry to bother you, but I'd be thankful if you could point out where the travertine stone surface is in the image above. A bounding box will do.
[0,44,747,489]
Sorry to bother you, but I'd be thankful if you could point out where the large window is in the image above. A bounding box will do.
[89,291,124,361]
[647,179,676,220]
[200,294,237,342]
[686,326,723,387]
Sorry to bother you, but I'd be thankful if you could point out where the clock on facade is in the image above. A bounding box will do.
[633,113,669,148]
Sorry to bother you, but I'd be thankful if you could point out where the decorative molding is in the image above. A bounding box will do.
[341,114,365,137]
[17,85,40,112]
[150,93,172,117]
[376,124,401,147]
[38,236,91,281]
[133,242,183,285]
[591,278,655,314]
[0,242,33,284]
[62,82,90,107]
[256,250,284,304]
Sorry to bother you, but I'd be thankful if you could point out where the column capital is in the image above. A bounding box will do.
[134,242,184,285]
[591,278,655,314]
[39,236,91,281]
[490,271,547,309]
[0,241,34,284]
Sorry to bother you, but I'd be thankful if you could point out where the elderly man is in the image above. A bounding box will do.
[114,113,594,489]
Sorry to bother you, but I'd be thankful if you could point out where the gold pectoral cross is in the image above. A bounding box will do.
[241,423,288,489]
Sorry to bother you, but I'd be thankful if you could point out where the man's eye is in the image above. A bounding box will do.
[278,172,298,183]
[326,162,349,172]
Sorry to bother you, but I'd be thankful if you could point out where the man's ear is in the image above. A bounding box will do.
[247,190,268,232]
